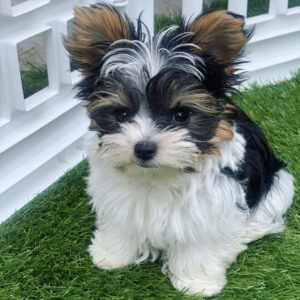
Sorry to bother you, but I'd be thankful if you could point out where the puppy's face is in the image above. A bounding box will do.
[65,5,251,174]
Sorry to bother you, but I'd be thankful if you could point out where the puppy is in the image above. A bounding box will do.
[65,4,294,296]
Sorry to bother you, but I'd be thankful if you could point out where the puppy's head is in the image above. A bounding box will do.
[65,4,252,174]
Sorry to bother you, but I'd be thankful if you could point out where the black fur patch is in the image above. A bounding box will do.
[221,109,285,209]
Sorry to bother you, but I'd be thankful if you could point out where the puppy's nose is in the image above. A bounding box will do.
[134,141,157,161]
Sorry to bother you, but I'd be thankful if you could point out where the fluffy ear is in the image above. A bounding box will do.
[64,4,134,76]
[187,10,252,65]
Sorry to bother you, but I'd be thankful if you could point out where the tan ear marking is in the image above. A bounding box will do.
[73,5,132,42]
[187,10,251,65]
[64,4,132,76]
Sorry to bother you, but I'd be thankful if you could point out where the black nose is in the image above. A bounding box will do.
[134,141,157,161]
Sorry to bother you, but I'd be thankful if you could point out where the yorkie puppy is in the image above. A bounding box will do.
[65,3,294,296]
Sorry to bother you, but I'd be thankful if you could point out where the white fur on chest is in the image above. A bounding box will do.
[87,128,293,297]
[88,138,248,251]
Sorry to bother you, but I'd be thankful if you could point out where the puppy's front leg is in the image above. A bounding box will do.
[89,226,139,270]
[167,243,240,297]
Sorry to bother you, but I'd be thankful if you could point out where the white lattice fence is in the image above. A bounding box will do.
[182,0,300,83]
[0,0,299,222]
[0,0,90,222]
[0,0,153,222]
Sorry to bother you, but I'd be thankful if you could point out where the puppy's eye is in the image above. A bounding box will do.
[173,110,190,123]
[116,109,129,122]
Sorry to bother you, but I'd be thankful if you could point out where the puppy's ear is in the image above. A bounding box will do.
[64,4,134,76]
[187,10,252,65]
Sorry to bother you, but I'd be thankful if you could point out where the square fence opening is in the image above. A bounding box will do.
[11,0,27,5]
[9,0,50,17]
[17,32,49,99]
[154,0,181,16]
[154,0,181,35]
[247,0,269,17]
[289,0,300,8]
[203,0,228,12]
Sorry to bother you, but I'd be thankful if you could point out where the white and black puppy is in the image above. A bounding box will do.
[65,4,294,297]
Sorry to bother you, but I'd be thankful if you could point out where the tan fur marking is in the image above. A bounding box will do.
[172,92,221,114]
[64,5,132,76]
[87,91,126,113]
[73,6,131,42]
[209,120,234,144]
[224,103,237,117]
[188,10,249,65]
[225,103,236,111]
[202,120,234,155]
[203,146,221,156]
[89,120,99,131]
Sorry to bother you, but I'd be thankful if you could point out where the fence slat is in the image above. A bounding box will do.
[182,0,203,20]
[0,0,93,223]
[0,45,10,125]
[0,0,12,16]
[269,0,288,15]
[125,0,154,36]
[228,0,248,16]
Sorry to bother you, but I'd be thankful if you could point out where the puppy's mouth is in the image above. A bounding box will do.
[136,161,198,173]
[136,159,157,169]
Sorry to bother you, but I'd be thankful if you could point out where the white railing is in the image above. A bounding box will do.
[182,0,300,83]
[0,0,94,222]
[0,0,299,222]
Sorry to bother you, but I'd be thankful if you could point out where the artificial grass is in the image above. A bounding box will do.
[20,62,48,99]
[247,0,269,17]
[154,9,182,35]
[289,0,300,9]
[1,69,300,298]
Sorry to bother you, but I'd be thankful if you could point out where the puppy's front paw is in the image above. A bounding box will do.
[88,230,136,270]
[88,241,119,270]
[170,273,226,297]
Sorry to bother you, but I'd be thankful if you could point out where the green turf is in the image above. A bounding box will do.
[203,0,228,12]
[1,68,300,298]
[247,0,269,17]
[20,62,48,99]
[289,0,300,8]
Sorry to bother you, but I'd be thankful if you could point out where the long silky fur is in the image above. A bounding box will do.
[64,4,294,297]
